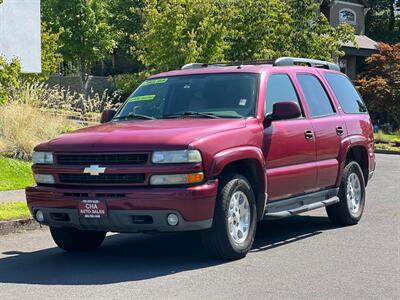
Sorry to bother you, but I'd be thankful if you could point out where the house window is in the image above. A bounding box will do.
[339,9,356,25]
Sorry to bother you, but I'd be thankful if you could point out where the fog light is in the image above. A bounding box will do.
[35,210,44,222]
[167,213,179,226]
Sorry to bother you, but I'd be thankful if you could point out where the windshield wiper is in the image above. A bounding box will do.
[162,111,221,119]
[113,112,156,121]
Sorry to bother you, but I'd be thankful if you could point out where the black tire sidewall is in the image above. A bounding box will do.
[340,161,366,221]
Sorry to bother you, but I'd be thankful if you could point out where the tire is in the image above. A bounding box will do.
[326,161,366,226]
[201,174,257,260]
[50,227,106,252]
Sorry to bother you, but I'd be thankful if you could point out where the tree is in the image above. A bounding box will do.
[136,0,355,71]
[287,0,354,60]
[227,0,354,61]
[41,0,116,77]
[226,0,293,61]
[358,43,400,126]
[109,0,145,56]
[366,0,399,44]
[135,0,232,72]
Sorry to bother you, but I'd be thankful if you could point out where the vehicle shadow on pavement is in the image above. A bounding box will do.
[0,215,337,285]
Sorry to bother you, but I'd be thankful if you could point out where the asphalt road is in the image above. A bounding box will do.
[0,154,399,299]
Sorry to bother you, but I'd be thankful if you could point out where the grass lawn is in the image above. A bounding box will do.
[374,131,400,152]
[0,156,34,191]
[0,201,31,221]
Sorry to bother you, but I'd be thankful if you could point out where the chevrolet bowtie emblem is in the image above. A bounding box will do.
[83,165,106,176]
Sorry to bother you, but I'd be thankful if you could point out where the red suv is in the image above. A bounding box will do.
[26,57,375,260]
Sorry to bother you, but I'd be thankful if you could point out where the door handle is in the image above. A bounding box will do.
[304,130,314,140]
[336,126,344,136]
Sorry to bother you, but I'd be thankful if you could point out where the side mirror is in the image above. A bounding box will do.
[100,109,117,123]
[266,101,301,122]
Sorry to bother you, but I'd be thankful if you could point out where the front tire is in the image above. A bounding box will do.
[50,227,106,252]
[326,161,366,226]
[201,174,257,260]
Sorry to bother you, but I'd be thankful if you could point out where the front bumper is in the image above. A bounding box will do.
[26,180,218,233]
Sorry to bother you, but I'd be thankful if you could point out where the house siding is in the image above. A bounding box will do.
[329,1,366,34]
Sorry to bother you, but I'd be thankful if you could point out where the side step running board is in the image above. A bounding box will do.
[264,188,339,220]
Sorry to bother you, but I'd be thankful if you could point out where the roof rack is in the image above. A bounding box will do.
[181,60,274,70]
[273,57,340,71]
[181,57,340,71]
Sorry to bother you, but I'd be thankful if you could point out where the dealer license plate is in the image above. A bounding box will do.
[78,200,107,219]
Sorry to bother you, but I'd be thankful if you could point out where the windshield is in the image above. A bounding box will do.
[114,73,259,120]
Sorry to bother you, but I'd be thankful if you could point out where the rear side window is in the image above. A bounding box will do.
[324,73,368,113]
[297,74,335,117]
[265,74,301,115]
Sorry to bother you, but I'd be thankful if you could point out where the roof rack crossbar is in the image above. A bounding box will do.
[181,57,340,71]
[273,57,340,71]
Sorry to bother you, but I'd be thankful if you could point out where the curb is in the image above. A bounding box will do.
[375,150,400,155]
[0,218,40,236]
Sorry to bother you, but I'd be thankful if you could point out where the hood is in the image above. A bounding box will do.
[36,119,246,152]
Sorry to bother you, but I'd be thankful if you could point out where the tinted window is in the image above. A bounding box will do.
[297,74,335,117]
[115,73,259,119]
[324,73,367,113]
[265,74,301,115]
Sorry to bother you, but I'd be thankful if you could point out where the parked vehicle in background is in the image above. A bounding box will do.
[26,57,375,260]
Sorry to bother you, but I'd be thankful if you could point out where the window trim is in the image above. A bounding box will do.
[339,8,356,25]
[296,73,337,119]
[265,72,306,120]
[323,72,368,115]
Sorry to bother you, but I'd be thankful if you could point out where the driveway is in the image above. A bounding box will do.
[0,154,399,299]
[0,189,25,202]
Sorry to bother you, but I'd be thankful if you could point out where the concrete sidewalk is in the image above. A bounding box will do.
[0,189,25,202]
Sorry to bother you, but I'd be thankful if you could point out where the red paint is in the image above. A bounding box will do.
[26,64,375,226]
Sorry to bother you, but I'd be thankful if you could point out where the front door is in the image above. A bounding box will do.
[263,73,317,201]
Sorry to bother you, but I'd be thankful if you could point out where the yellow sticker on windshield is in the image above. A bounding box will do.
[141,78,168,86]
[128,95,156,102]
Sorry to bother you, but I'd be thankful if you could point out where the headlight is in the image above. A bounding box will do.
[152,150,202,164]
[32,152,53,164]
[34,174,55,184]
[150,172,204,185]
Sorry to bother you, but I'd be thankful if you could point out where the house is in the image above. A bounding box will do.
[0,0,41,73]
[320,0,378,79]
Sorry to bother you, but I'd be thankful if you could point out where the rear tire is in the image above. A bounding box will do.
[326,161,366,226]
[201,174,257,260]
[50,227,106,252]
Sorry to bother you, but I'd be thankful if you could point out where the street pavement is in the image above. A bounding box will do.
[0,154,399,299]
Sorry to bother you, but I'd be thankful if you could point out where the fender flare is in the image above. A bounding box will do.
[209,146,267,220]
[336,135,369,186]
[210,146,266,178]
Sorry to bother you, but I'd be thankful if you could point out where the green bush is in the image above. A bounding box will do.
[0,56,21,105]
[113,71,152,101]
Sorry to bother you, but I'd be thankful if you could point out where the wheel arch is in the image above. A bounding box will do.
[338,141,369,186]
[210,147,267,221]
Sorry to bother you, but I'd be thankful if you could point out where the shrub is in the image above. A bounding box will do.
[358,43,400,127]
[8,81,118,122]
[375,130,390,144]
[0,56,21,105]
[113,71,151,101]
[0,102,79,160]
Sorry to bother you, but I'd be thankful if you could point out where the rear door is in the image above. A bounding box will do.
[296,73,346,190]
[263,73,317,201]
